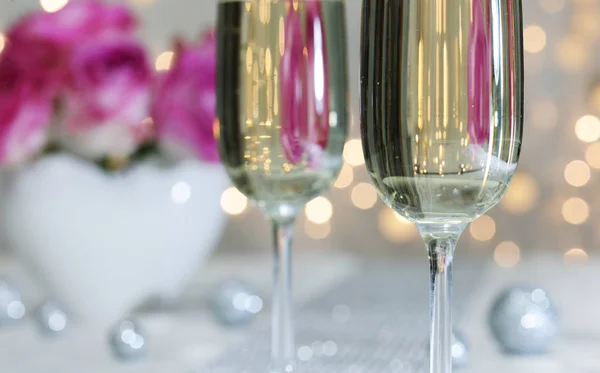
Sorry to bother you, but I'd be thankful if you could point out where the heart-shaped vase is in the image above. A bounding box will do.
[1,153,229,330]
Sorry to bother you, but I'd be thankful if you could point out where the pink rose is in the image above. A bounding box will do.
[152,31,219,163]
[0,57,53,166]
[10,0,134,46]
[0,0,151,164]
[56,35,153,159]
[7,0,136,90]
[280,1,329,167]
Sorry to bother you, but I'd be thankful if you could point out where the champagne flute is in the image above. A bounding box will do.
[217,1,348,371]
[360,1,523,372]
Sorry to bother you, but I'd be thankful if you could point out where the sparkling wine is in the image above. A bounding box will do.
[217,0,348,219]
[361,0,523,225]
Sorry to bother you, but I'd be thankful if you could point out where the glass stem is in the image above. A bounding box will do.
[270,219,296,373]
[420,225,465,373]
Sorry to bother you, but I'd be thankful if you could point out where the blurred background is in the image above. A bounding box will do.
[0,0,600,372]
[1,0,598,264]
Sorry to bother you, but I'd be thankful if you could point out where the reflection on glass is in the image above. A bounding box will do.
[362,0,523,226]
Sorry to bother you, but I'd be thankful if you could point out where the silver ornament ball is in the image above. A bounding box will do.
[35,301,68,335]
[109,319,147,361]
[0,279,25,326]
[489,286,558,354]
[209,280,263,327]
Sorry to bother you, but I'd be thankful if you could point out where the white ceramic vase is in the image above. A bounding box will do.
[2,153,229,330]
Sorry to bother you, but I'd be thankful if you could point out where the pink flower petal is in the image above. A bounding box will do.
[0,59,52,166]
[279,1,329,167]
[153,30,219,163]
[467,0,491,146]
[279,7,308,165]
[59,35,152,158]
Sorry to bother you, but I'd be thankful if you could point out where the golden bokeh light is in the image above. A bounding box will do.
[575,115,600,143]
[220,187,248,216]
[343,139,365,167]
[542,195,566,224]
[334,163,354,189]
[555,36,589,71]
[571,0,596,9]
[564,248,589,264]
[531,100,558,130]
[394,212,411,224]
[540,0,565,13]
[304,220,331,240]
[378,207,417,243]
[500,173,539,215]
[155,51,174,71]
[585,143,600,169]
[572,12,600,39]
[523,25,547,53]
[0,33,5,55]
[40,0,69,13]
[564,160,591,187]
[351,183,378,210]
[561,197,589,225]
[494,241,521,268]
[305,196,333,224]
[469,215,496,242]
[590,83,600,112]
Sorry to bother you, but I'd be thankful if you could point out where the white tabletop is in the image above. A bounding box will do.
[0,251,598,372]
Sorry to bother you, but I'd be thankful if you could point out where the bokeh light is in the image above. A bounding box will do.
[220,187,248,216]
[541,195,567,224]
[539,0,565,13]
[304,220,331,240]
[334,163,354,189]
[561,197,589,225]
[589,82,600,112]
[40,0,69,12]
[585,142,600,169]
[171,181,191,205]
[531,100,558,130]
[0,33,5,55]
[555,36,589,71]
[378,207,417,243]
[155,51,174,71]
[564,160,591,187]
[564,248,589,264]
[575,115,600,143]
[524,25,547,53]
[305,197,333,224]
[351,183,378,210]
[572,12,600,39]
[343,139,365,167]
[494,241,521,268]
[500,173,539,215]
[469,215,496,242]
